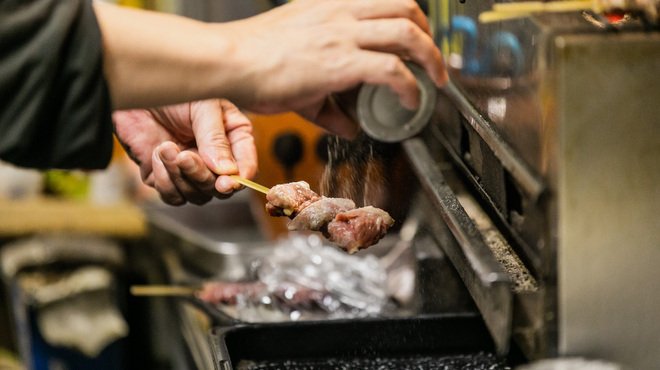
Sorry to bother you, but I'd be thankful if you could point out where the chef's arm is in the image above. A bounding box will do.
[93,0,447,116]
[93,2,234,110]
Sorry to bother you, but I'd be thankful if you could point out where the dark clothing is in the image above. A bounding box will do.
[0,0,113,169]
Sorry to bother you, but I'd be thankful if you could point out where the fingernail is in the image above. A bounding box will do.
[216,159,238,174]
[216,176,238,194]
[160,145,177,162]
[177,154,197,172]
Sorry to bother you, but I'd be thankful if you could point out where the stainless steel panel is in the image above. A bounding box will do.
[428,1,660,367]
[403,138,513,356]
[552,32,660,369]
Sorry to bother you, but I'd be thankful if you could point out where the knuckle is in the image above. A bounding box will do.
[396,19,418,41]
[199,171,217,186]
[382,55,404,76]
[202,132,232,152]
[402,0,418,17]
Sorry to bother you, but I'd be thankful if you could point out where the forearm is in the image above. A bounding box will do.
[93,2,238,110]
[94,0,447,124]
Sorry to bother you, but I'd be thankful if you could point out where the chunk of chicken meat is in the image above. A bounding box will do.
[326,206,395,254]
[266,182,394,253]
[287,197,356,231]
[265,181,322,218]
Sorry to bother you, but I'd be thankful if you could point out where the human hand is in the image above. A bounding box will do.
[113,99,257,205]
[219,0,448,139]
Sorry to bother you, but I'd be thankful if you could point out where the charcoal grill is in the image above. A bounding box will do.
[209,314,521,370]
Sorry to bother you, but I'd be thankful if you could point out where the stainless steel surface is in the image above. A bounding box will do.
[403,138,512,356]
[423,1,660,367]
[551,32,660,368]
[145,192,272,279]
[441,81,545,201]
[357,63,437,142]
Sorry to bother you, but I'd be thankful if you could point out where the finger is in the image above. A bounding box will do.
[348,0,431,36]
[152,145,186,206]
[213,100,258,194]
[355,19,448,87]
[351,51,421,110]
[157,142,212,205]
[220,100,258,180]
[296,95,359,140]
[175,150,219,195]
[112,109,158,184]
[189,100,239,176]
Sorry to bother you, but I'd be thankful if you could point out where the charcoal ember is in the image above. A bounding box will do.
[326,206,395,254]
[287,198,356,231]
[265,181,322,218]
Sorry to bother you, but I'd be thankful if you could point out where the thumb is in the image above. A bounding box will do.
[190,99,238,175]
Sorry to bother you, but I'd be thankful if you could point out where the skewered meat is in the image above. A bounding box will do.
[326,206,395,254]
[266,182,394,253]
[287,198,356,231]
[197,281,266,305]
[197,281,324,311]
[265,181,322,218]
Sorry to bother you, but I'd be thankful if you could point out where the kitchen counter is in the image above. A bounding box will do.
[0,197,146,238]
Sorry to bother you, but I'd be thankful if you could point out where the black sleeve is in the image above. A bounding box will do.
[0,0,114,170]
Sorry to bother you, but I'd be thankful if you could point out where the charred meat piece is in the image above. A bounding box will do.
[287,197,356,231]
[326,206,395,254]
[266,181,322,218]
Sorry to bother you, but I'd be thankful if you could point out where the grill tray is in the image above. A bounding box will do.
[209,314,517,370]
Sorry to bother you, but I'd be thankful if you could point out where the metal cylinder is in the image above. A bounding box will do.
[357,62,437,143]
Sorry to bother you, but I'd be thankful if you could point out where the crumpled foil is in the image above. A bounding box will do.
[233,234,391,322]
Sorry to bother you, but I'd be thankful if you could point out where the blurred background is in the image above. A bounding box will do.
[2,1,659,369]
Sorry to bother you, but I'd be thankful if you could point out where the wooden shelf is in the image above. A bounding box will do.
[0,197,146,238]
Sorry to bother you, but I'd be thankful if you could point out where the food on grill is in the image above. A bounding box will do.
[197,281,266,305]
[265,181,322,218]
[266,182,394,253]
[326,206,395,254]
[197,281,324,311]
[287,197,356,231]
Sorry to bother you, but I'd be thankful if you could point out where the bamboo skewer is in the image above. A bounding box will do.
[230,175,270,195]
[493,1,594,13]
[480,0,596,23]
[130,285,200,296]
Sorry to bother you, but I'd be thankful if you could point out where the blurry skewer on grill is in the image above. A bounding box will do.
[479,0,653,23]
[130,285,200,296]
[480,1,593,22]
